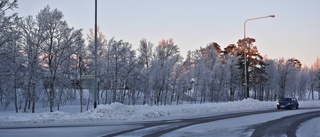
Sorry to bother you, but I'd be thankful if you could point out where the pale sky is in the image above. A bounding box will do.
[16,0,320,66]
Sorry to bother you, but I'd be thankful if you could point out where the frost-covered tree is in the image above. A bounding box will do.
[150,39,181,105]
[309,57,320,100]
[178,51,197,104]
[0,0,17,48]
[17,15,48,113]
[56,32,84,111]
[0,28,22,113]
[0,0,21,112]
[192,50,209,103]
[137,39,153,105]
[223,44,240,101]
[190,42,225,103]
[199,43,225,102]
[96,38,137,104]
[264,59,278,101]
[296,66,309,100]
[36,6,83,112]
[74,45,87,112]
[275,58,301,99]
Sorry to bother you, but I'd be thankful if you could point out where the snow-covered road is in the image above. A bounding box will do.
[162,109,320,137]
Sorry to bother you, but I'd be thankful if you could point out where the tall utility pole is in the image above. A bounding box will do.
[94,0,98,109]
[243,15,275,99]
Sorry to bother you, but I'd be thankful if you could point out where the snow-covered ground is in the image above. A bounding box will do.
[0,99,320,137]
[0,99,284,123]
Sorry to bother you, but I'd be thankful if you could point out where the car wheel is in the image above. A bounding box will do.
[296,105,299,109]
[277,106,280,109]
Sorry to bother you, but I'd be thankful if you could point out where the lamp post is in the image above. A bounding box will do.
[243,15,275,99]
[94,0,98,109]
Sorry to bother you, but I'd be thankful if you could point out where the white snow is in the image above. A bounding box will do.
[0,99,276,123]
[0,99,320,137]
[163,109,320,137]
[297,117,320,137]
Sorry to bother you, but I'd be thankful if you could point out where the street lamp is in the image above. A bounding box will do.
[243,15,275,99]
[94,0,98,109]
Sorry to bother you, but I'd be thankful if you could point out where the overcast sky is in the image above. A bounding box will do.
[16,0,320,66]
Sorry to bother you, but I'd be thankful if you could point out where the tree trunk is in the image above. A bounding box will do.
[23,93,29,112]
[80,88,83,113]
[97,82,100,104]
[176,90,180,105]
[143,87,147,105]
[49,80,55,112]
[31,88,36,113]
[171,84,175,105]
[14,80,18,113]
[164,85,168,106]
[131,90,136,106]
[57,89,63,111]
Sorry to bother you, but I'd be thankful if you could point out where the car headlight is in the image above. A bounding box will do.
[277,103,279,105]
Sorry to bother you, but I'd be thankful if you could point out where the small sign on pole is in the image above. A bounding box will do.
[81,75,94,79]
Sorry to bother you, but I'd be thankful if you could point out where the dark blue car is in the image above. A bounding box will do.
[277,97,299,109]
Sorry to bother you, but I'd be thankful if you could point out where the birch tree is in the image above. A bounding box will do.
[137,39,153,105]
[37,6,83,112]
[309,57,320,100]
[151,39,181,105]
[223,44,240,101]
[0,27,22,112]
[0,0,21,111]
[276,58,301,99]
[297,66,309,100]
[17,15,47,113]
[264,59,278,101]
[0,0,17,48]
[199,43,224,102]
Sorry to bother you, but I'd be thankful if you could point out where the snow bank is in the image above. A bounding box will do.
[0,99,319,124]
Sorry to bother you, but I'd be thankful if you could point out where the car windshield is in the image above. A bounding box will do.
[279,98,292,101]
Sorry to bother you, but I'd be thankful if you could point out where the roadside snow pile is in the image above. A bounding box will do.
[78,99,277,121]
[299,100,320,107]
[79,102,137,120]
[0,99,319,124]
